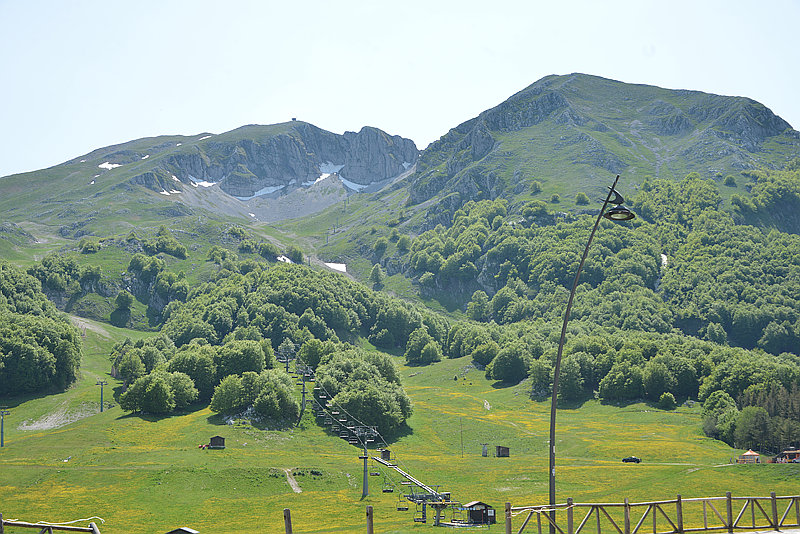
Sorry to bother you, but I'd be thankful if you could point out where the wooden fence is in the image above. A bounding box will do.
[507,492,800,534]
[0,514,101,534]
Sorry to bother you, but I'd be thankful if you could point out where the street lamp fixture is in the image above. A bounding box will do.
[548,175,635,531]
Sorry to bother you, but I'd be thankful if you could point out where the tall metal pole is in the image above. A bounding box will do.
[362,443,369,499]
[549,175,621,532]
[96,380,108,412]
[0,409,10,447]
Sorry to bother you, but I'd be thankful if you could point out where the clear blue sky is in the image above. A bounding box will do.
[1,0,798,177]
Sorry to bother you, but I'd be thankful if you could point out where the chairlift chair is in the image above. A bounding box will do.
[396,496,409,512]
[382,476,394,493]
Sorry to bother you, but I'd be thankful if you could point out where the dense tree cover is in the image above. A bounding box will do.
[210,370,300,425]
[0,261,82,395]
[314,348,411,435]
[703,381,800,453]
[119,370,198,413]
[160,263,448,362]
[27,253,102,296]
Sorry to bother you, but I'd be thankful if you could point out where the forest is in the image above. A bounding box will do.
[5,163,800,454]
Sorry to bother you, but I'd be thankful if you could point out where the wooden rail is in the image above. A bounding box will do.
[0,514,101,534]
[507,493,800,534]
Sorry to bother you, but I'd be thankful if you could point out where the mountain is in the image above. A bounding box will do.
[0,121,418,234]
[407,73,800,220]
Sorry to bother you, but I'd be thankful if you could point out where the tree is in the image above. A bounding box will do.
[556,356,584,403]
[642,361,675,401]
[489,345,527,383]
[369,264,385,288]
[210,375,245,414]
[115,290,134,310]
[575,192,590,205]
[659,392,677,410]
[167,343,217,400]
[404,327,436,365]
[120,372,175,414]
[169,372,199,409]
[734,406,770,450]
[215,340,265,379]
[466,290,490,321]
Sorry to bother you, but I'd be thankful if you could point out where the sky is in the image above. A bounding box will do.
[1,0,799,177]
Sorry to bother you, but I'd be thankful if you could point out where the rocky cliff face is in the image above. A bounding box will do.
[131,122,418,198]
[407,73,800,211]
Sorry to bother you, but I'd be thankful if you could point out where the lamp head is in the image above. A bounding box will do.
[603,205,635,221]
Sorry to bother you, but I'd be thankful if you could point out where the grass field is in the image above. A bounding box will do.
[1,319,798,534]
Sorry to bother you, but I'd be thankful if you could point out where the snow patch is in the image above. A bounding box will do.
[324,262,346,273]
[172,175,180,182]
[661,254,668,268]
[233,184,285,200]
[198,135,213,141]
[176,142,182,146]
[248,213,256,218]
[98,161,121,170]
[188,175,217,188]
[338,175,368,191]
[320,161,345,174]
[169,190,181,194]
[93,174,100,178]
[89,180,95,185]
[402,161,412,170]
[159,190,171,195]
[80,159,86,163]
[277,255,293,264]
[141,154,150,160]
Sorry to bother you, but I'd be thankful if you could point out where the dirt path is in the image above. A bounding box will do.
[69,315,111,338]
[283,468,302,493]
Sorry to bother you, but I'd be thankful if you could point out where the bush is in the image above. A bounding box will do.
[659,392,677,410]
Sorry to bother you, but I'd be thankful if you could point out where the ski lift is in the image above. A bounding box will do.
[413,504,426,523]
[396,497,409,512]
[382,477,394,493]
[370,470,381,477]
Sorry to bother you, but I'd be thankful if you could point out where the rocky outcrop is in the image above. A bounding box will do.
[128,123,418,198]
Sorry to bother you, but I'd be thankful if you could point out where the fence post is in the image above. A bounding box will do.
[726,492,733,533]
[506,502,512,534]
[1,512,4,534]
[284,508,293,534]
[624,498,630,534]
[366,505,374,534]
[676,494,684,534]
[567,497,574,534]
[770,492,778,529]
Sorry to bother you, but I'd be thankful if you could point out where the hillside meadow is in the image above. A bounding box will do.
[1,318,797,534]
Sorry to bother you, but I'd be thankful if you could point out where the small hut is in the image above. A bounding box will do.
[208,436,225,449]
[495,445,510,458]
[379,448,392,461]
[462,501,496,525]
[739,449,759,463]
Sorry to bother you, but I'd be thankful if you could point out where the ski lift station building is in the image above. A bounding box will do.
[462,501,496,525]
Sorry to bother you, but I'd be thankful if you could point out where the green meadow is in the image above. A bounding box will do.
[1,318,797,534]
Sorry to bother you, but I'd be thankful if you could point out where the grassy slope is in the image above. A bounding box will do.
[1,321,797,533]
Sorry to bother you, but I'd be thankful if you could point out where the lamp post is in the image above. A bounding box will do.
[1,409,10,447]
[96,380,108,412]
[548,175,635,531]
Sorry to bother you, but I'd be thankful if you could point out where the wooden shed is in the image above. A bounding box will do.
[208,436,225,449]
[462,501,496,525]
[495,445,510,457]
